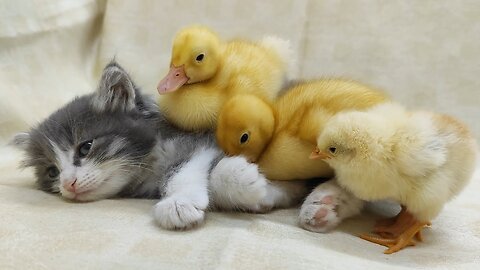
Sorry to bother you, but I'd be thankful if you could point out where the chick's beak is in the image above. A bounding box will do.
[157,65,189,94]
[309,148,331,160]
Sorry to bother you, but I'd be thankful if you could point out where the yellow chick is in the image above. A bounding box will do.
[311,103,478,254]
[157,25,292,131]
[216,79,389,180]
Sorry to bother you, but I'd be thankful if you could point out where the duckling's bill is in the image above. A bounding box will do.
[157,65,189,94]
[309,148,332,160]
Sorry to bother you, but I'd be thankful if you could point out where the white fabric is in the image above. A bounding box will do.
[1,0,479,269]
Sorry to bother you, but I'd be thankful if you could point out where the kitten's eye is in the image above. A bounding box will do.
[329,147,337,154]
[195,53,205,62]
[78,140,93,158]
[240,133,249,144]
[46,166,59,178]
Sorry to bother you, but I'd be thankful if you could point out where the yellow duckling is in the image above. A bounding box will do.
[216,79,389,180]
[157,25,293,131]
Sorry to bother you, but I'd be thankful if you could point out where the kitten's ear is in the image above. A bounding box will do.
[10,132,36,168]
[92,60,137,112]
[10,132,31,151]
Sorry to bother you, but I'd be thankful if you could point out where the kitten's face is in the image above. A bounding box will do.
[13,62,157,201]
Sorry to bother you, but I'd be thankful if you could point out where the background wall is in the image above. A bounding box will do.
[1,0,479,141]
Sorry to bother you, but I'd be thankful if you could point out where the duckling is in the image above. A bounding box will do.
[216,79,389,180]
[157,25,293,131]
[311,103,477,253]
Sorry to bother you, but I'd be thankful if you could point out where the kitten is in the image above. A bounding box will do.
[12,61,307,230]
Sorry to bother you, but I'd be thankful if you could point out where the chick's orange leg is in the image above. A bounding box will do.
[360,234,417,249]
[374,216,397,230]
[375,206,406,226]
[377,217,418,239]
[373,206,415,239]
[373,206,407,237]
[362,207,432,253]
[361,220,430,254]
[373,206,432,240]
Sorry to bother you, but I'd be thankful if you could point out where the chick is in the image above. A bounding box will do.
[157,25,292,131]
[216,79,389,180]
[311,103,478,254]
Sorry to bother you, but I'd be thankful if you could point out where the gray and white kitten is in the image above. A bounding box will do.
[12,61,306,230]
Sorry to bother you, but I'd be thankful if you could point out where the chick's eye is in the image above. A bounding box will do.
[240,133,249,144]
[78,140,93,158]
[47,166,59,178]
[329,147,337,154]
[195,53,205,62]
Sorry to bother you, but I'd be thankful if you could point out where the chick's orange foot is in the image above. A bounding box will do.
[373,206,410,238]
[361,220,430,254]
[360,232,416,253]
[361,207,431,253]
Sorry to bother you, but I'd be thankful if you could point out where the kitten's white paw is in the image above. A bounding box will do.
[154,196,205,230]
[299,181,364,233]
[299,194,340,232]
[210,156,272,212]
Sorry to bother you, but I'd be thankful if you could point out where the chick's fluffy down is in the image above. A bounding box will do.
[317,103,477,221]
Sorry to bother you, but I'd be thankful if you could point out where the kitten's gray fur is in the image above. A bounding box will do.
[12,61,307,230]
[14,62,210,197]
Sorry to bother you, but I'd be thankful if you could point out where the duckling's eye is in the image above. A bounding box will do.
[46,166,59,179]
[328,147,337,154]
[78,140,93,158]
[240,133,249,144]
[195,53,205,62]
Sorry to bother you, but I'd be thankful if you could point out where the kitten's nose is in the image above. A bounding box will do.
[63,178,77,193]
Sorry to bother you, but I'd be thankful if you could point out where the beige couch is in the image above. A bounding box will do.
[1,1,479,269]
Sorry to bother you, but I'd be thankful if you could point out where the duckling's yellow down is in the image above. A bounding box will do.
[216,79,389,180]
[157,25,291,131]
